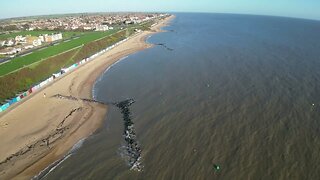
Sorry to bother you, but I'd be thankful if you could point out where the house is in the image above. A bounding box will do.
[4,39,15,46]
[0,41,5,47]
[95,25,109,31]
[83,26,94,30]
[124,20,134,25]
[0,47,22,55]
[14,36,27,44]
[26,36,42,47]
[71,26,79,30]
[44,33,62,42]
[38,35,45,42]
[24,45,34,49]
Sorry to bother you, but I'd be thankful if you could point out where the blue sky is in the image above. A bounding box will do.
[1,0,320,20]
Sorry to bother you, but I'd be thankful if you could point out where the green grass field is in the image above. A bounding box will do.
[0,30,119,76]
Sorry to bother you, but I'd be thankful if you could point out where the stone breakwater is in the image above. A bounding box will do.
[155,43,174,51]
[52,95,143,171]
[114,99,143,171]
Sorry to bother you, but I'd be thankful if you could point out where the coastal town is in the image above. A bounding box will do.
[0,9,172,178]
[0,13,167,58]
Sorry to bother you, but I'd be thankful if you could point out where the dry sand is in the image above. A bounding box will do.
[0,15,174,179]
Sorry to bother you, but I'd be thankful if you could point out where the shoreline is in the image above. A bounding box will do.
[0,15,174,179]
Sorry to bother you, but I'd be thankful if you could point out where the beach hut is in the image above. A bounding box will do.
[61,68,69,74]
[32,85,40,92]
[14,96,21,102]
[1,103,10,111]
[8,99,16,105]
[53,72,61,79]
[39,81,47,88]
[47,77,54,82]
[31,87,37,92]
[80,59,86,64]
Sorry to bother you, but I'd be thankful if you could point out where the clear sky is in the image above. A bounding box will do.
[1,0,320,20]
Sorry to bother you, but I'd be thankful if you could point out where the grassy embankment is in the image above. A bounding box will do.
[0,23,150,102]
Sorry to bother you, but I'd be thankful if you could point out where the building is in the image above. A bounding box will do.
[44,33,63,42]
[71,26,79,30]
[0,41,5,47]
[15,35,26,42]
[83,26,94,30]
[4,40,15,46]
[95,25,109,31]
[124,20,134,25]
[39,35,45,42]
[0,47,22,55]
[26,36,42,47]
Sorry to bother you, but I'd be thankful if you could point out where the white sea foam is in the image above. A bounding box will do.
[32,138,86,180]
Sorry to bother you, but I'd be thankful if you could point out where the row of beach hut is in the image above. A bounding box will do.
[0,37,130,113]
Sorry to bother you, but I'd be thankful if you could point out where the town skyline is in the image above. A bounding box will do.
[1,0,320,21]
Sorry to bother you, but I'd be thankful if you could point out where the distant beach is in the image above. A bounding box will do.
[0,15,174,179]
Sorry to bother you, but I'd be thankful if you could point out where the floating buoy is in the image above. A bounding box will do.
[213,164,220,171]
[312,103,315,106]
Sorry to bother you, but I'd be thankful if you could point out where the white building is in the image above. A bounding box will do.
[32,39,42,46]
[39,35,45,42]
[4,40,15,46]
[26,36,42,47]
[83,26,94,30]
[24,45,34,49]
[44,33,63,42]
[0,41,5,47]
[0,47,22,55]
[95,25,109,31]
[71,26,79,30]
[15,35,26,42]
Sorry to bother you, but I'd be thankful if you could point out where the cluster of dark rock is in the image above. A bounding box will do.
[52,94,78,101]
[155,43,174,51]
[114,99,143,171]
[52,94,143,171]
[52,94,108,105]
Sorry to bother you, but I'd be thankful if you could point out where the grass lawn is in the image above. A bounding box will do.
[0,30,119,76]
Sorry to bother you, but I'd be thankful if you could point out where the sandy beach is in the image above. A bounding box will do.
[0,15,174,179]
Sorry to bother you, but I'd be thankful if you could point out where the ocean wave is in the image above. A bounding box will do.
[32,138,86,180]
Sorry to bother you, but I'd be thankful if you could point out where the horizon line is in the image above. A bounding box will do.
[1,11,319,22]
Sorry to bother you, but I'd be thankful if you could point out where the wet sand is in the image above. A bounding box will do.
[0,15,174,179]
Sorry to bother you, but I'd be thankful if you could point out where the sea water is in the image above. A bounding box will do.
[44,13,320,180]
